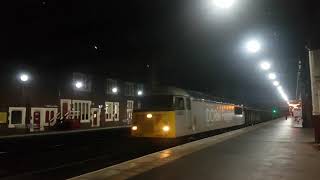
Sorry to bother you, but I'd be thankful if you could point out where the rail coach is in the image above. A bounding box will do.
[131,87,246,138]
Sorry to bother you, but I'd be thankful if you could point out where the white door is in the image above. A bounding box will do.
[30,108,45,132]
[91,108,100,127]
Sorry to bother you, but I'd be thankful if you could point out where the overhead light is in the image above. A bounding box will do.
[112,87,118,94]
[277,86,289,102]
[260,61,271,71]
[245,39,261,53]
[273,81,280,86]
[75,81,83,89]
[20,74,29,82]
[268,73,276,80]
[137,90,143,96]
[212,0,235,9]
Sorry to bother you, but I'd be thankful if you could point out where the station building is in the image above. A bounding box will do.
[0,70,145,133]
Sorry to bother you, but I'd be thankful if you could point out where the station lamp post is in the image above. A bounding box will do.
[72,81,84,117]
[18,73,30,127]
[19,73,30,99]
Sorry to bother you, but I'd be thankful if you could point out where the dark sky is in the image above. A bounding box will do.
[1,0,319,105]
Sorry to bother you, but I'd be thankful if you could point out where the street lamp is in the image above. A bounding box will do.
[112,87,118,94]
[260,61,271,71]
[75,81,83,89]
[212,0,235,9]
[268,73,276,80]
[20,74,29,82]
[245,39,261,53]
[137,90,143,96]
[18,73,30,128]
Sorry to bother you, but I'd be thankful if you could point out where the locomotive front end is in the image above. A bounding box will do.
[131,111,176,138]
[131,95,178,138]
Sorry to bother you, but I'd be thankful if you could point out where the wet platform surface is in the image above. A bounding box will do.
[70,118,320,180]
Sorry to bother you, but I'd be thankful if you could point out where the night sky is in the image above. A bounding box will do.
[1,0,319,105]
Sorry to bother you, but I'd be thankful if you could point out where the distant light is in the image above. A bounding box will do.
[75,81,83,89]
[147,113,153,119]
[260,61,271,70]
[112,87,118,94]
[137,90,143,96]
[212,0,235,9]
[273,81,280,87]
[162,125,170,132]
[94,45,98,50]
[245,39,261,53]
[272,109,277,113]
[268,73,276,80]
[20,74,29,82]
[132,126,138,131]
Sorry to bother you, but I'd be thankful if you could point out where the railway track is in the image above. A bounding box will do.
[0,123,260,180]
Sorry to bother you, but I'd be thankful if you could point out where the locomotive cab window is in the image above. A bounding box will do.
[138,95,174,111]
[234,107,243,115]
[186,98,191,110]
[175,97,185,110]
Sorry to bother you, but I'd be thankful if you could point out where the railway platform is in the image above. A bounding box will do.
[70,117,320,180]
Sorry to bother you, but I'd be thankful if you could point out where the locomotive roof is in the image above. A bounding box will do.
[149,86,241,105]
[150,86,190,96]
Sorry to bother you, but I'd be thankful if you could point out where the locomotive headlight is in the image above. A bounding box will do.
[162,125,170,132]
[132,126,138,131]
[146,113,153,119]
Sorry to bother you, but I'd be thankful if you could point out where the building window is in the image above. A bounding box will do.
[127,100,134,123]
[73,72,92,92]
[174,97,185,110]
[72,100,91,123]
[186,98,191,110]
[105,102,113,121]
[234,107,243,115]
[11,111,22,124]
[105,79,118,95]
[113,102,119,121]
[8,107,26,128]
[105,102,119,121]
[125,82,135,96]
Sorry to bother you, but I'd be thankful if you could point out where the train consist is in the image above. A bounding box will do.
[131,87,272,138]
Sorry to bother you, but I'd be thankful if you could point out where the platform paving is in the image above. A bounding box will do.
[70,118,319,180]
